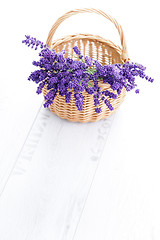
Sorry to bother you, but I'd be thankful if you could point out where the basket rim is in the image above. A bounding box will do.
[51,33,122,56]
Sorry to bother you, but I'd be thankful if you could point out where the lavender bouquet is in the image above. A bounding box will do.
[22,35,154,114]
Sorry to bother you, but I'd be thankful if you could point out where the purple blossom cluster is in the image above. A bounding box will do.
[22,35,154,113]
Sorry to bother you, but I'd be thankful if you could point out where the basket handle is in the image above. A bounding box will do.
[46,8,129,62]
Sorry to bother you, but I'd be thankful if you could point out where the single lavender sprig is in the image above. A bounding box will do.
[85,56,93,67]
[73,46,83,59]
[22,35,47,50]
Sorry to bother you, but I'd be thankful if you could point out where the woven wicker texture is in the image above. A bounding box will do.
[43,8,129,122]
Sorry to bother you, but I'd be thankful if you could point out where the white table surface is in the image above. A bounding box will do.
[1,1,160,239]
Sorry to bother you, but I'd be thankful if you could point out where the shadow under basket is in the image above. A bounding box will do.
[43,8,129,123]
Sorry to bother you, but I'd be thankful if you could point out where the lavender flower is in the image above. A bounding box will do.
[73,46,81,55]
[102,90,117,99]
[135,89,140,94]
[36,81,46,94]
[104,99,114,111]
[85,56,92,67]
[74,92,84,111]
[95,107,102,113]
[73,46,83,59]
[23,35,154,114]
[22,35,46,50]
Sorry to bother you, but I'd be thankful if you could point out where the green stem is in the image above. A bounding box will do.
[87,81,93,87]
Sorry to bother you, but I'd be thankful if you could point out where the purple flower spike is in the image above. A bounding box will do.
[73,46,83,59]
[85,56,93,67]
[95,107,102,113]
[22,35,47,50]
[73,46,81,55]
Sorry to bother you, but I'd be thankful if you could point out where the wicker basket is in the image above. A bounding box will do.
[43,8,130,123]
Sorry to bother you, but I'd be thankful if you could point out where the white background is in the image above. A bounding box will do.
[0,0,160,239]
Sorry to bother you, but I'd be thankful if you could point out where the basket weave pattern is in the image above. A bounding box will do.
[43,8,129,122]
